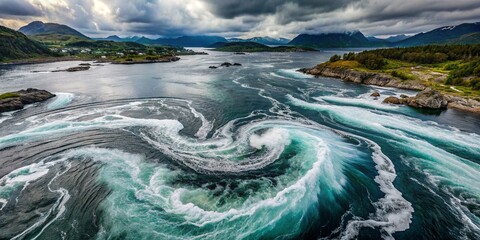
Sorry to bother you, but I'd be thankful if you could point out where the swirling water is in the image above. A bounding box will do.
[0,49,479,240]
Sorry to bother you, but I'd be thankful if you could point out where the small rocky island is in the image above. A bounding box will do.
[52,63,91,72]
[0,89,55,113]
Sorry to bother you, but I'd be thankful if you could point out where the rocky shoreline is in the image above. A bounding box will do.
[0,89,55,113]
[299,65,480,113]
[110,56,180,65]
[0,57,91,66]
[299,65,427,90]
[1,55,182,66]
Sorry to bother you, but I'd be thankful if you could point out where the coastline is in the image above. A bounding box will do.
[0,53,199,66]
[299,65,480,114]
[0,56,94,66]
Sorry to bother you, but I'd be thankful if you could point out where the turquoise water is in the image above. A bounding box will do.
[0,50,479,239]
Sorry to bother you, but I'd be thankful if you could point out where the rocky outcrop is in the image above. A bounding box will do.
[66,65,90,72]
[408,88,448,109]
[445,95,480,113]
[214,62,242,68]
[111,56,180,65]
[383,96,402,104]
[370,91,380,97]
[298,66,426,91]
[382,88,480,112]
[0,89,55,113]
[52,64,90,72]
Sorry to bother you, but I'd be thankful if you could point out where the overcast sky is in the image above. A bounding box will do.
[0,0,479,38]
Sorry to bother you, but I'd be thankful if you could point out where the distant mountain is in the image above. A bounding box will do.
[228,38,246,42]
[19,21,89,39]
[0,25,55,61]
[228,37,290,45]
[289,31,373,48]
[384,34,410,43]
[94,35,142,42]
[136,35,227,47]
[211,42,316,52]
[396,22,480,46]
[247,37,290,45]
[366,36,387,43]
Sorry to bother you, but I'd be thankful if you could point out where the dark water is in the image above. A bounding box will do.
[0,49,479,240]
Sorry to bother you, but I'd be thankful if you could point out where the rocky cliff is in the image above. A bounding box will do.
[298,65,426,90]
[299,65,480,113]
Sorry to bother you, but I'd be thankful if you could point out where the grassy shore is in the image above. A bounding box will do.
[319,58,480,100]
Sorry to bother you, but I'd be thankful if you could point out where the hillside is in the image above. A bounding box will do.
[29,34,90,45]
[19,21,89,39]
[66,40,147,51]
[396,22,480,46]
[288,31,377,48]
[0,25,55,61]
[137,35,227,47]
[212,42,315,52]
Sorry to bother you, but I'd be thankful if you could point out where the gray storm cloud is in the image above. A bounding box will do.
[0,0,479,37]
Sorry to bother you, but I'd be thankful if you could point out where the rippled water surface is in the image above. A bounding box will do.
[0,49,479,239]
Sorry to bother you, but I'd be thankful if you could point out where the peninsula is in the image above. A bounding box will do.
[299,45,480,113]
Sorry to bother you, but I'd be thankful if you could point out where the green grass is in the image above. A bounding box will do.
[0,92,20,100]
[31,34,90,46]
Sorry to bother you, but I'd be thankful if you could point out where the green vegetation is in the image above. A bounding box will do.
[0,24,201,63]
[213,42,316,52]
[329,54,342,62]
[0,26,57,61]
[0,92,20,100]
[66,40,147,51]
[355,53,387,70]
[357,45,480,64]
[390,70,415,80]
[445,59,480,89]
[30,34,89,46]
[323,44,480,98]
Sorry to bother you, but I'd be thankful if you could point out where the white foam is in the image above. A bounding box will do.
[187,101,214,139]
[270,69,313,80]
[318,95,400,111]
[249,128,290,150]
[288,95,480,153]
[47,93,75,110]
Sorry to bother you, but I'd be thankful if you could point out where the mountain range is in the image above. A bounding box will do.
[228,37,291,45]
[395,22,480,46]
[94,35,142,42]
[135,36,228,47]
[1,21,480,62]
[14,21,480,49]
[288,31,373,48]
[287,22,480,48]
